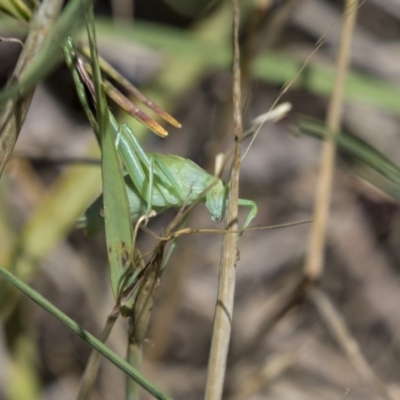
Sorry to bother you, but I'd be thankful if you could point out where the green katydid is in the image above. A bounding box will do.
[64,39,257,235]
[84,124,258,235]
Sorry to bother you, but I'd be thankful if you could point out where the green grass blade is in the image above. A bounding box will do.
[0,266,172,400]
[298,117,400,184]
[0,0,31,21]
[297,117,400,196]
[254,53,400,116]
[85,8,134,299]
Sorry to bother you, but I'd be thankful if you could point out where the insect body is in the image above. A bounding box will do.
[84,118,257,235]
[116,121,229,219]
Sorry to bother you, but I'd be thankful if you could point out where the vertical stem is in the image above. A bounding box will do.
[304,0,359,282]
[205,1,242,399]
[0,0,64,177]
[126,248,163,400]
[77,309,119,400]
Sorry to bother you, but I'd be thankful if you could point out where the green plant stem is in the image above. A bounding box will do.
[0,266,171,400]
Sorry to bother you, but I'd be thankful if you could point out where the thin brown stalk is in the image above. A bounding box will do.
[204,1,242,399]
[304,0,359,282]
[147,234,191,361]
[77,307,120,400]
[0,37,24,46]
[0,0,64,177]
[126,246,163,399]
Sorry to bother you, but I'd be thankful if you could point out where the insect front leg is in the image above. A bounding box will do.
[238,198,258,234]
[118,125,161,217]
[116,124,149,194]
[118,124,187,202]
[120,123,151,167]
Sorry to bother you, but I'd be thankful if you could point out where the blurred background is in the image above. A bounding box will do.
[1,0,400,399]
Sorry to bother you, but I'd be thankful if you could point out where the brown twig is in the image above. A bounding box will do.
[304,0,359,282]
[204,1,243,399]
[0,37,24,47]
[140,219,312,242]
[146,232,192,361]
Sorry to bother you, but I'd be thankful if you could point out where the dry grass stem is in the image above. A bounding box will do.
[204,1,243,399]
[304,0,359,281]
